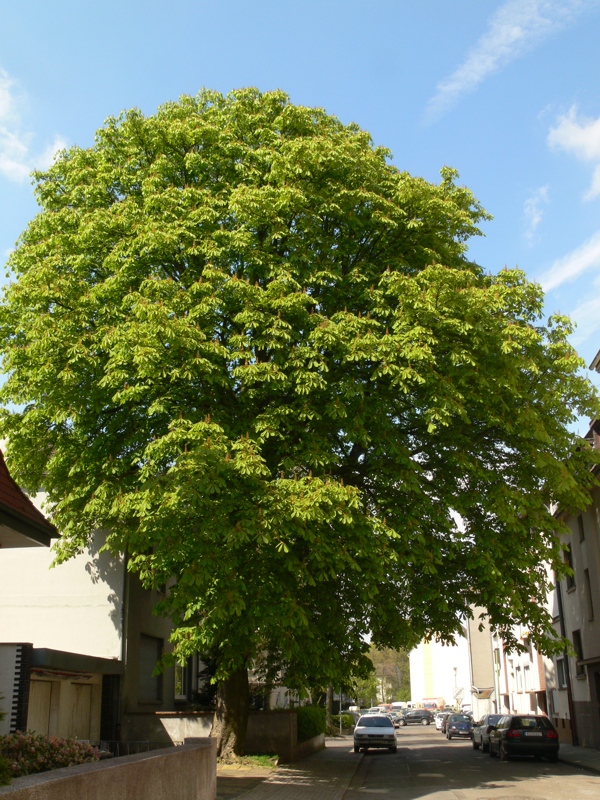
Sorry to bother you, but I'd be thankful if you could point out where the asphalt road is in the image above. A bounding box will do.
[342,724,600,799]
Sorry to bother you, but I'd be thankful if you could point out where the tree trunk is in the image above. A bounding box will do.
[211,667,250,760]
[326,685,334,729]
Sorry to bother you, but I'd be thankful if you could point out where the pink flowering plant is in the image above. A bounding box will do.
[0,731,100,778]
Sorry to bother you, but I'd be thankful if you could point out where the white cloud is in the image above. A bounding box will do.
[424,1,598,125]
[568,294,600,346]
[548,106,600,199]
[523,185,549,244]
[0,68,65,183]
[539,230,600,292]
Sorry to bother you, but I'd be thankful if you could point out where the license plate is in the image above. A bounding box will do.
[524,732,542,737]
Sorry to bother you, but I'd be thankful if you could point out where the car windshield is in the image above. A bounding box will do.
[512,716,553,730]
[450,715,471,722]
[359,716,393,728]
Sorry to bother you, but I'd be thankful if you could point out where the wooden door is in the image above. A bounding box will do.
[27,680,52,735]
[71,683,92,740]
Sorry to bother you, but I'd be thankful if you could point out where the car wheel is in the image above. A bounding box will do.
[482,741,489,753]
[447,733,452,740]
[499,743,509,762]
[547,754,558,763]
[399,720,406,726]
[353,745,360,753]
[389,746,397,754]
[421,718,429,725]
[489,743,496,757]
[472,739,480,750]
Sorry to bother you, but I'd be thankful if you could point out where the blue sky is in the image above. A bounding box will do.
[1,0,600,426]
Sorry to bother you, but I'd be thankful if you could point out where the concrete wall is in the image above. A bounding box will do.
[120,711,214,745]
[0,739,216,800]
[120,710,323,762]
[245,710,324,762]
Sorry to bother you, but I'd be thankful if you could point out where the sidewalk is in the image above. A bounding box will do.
[217,738,360,800]
[559,742,600,774]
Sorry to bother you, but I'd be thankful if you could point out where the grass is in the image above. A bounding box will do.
[217,754,279,769]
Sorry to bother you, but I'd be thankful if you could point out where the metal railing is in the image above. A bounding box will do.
[96,740,182,757]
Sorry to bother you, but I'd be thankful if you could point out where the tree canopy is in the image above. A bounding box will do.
[1,89,599,740]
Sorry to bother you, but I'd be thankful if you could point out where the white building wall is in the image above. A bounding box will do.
[0,530,125,660]
[410,635,470,709]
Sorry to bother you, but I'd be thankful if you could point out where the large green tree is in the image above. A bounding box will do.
[1,89,598,756]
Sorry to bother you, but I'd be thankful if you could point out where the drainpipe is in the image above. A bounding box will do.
[554,571,578,746]
[116,553,129,743]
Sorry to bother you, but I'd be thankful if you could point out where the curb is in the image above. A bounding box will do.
[559,755,600,776]
[338,750,364,800]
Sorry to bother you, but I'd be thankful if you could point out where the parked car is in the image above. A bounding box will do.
[436,711,451,731]
[397,709,434,726]
[445,713,473,740]
[471,714,503,752]
[388,712,402,728]
[440,712,455,733]
[353,714,397,753]
[488,715,559,762]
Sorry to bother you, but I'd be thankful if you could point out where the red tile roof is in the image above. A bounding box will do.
[0,450,57,535]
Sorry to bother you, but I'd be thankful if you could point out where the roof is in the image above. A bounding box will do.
[0,450,58,548]
[590,348,600,373]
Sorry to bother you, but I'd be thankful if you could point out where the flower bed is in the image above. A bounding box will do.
[0,732,99,782]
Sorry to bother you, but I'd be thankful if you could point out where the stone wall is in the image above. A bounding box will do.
[0,739,216,800]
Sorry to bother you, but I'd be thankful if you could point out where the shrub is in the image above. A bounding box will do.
[0,755,11,786]
[332,713,355,729]
[296,706,326,743]
[0,731,100,778]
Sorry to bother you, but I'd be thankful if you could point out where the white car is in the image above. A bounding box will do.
[353,714,397,754]
[435,712,445,730]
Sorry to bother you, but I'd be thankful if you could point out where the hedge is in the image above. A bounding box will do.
[296,706,326,743]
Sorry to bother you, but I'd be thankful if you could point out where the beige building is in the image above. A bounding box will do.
[0,451,202,745]
[410,609,496,718]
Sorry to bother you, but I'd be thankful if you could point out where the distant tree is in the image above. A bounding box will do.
[1,88,599,758]
[352,672,379,708]
[369,647,411,703]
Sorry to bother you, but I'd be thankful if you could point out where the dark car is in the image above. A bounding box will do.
[472,714,502,752]
[445,713,473,740]
[398,709,434,726]
[439,711,454,733]
[488,714,559,762]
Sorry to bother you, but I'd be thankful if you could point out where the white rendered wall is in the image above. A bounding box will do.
[410,636,471,708]
[0,530,125,660]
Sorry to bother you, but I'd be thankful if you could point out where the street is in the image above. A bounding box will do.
[344,725,600,799]
[217,726,600,800]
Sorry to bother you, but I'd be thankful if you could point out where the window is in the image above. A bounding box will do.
[175,660,190,701]
[572,630,585,678]
[555,657,567,688]
[515,666,522,692]
[577,515,585,542]
[564,546,575,591]
[523,665,531,691]
[584,569,594,621]
[139,635,163,702]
